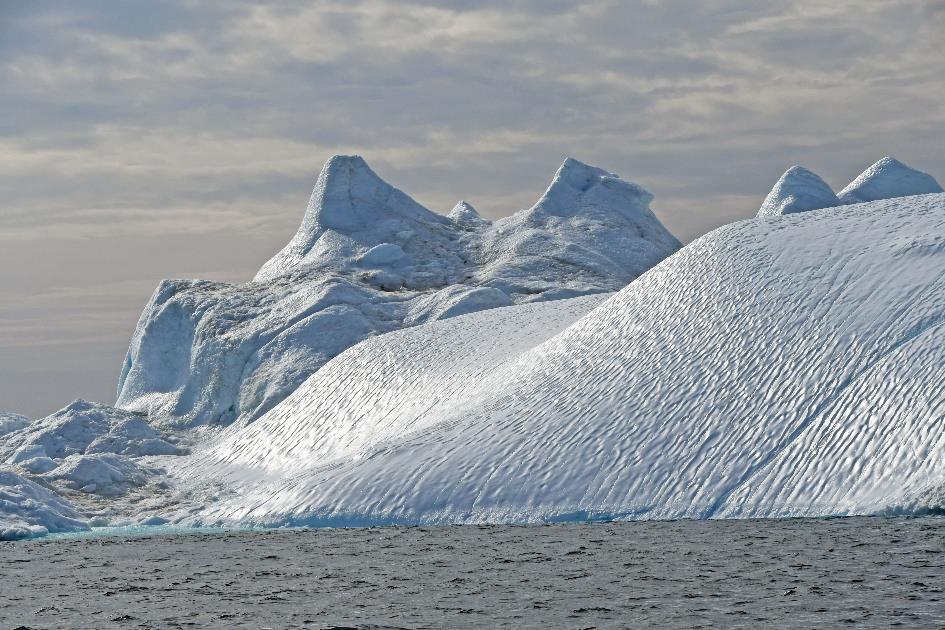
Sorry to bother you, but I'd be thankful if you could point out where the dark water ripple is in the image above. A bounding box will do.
[2,517,944,629]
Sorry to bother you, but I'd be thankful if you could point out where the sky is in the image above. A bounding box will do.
[1,0,944,417]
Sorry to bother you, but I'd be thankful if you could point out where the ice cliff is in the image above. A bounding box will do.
[174,191,945,527]
[116,155,681,428]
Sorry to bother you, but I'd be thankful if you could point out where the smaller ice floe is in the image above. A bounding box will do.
[1,400,185,467]
[838,157,943,204]
[0,469,88,540]
[757,166,841,217]
[0,412,29,437]
[42,453,156,497]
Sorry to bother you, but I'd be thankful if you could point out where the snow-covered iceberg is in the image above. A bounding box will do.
[173,191,945,526]
[756,165,841,217]
[116,156,680,428]
[838,156,943,204]
[6,155,944,537]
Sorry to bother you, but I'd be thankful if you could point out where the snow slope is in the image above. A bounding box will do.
[176,192,945,526]
[195,293,608,477]
[116,156,680,427]
[838,157,942,204]
[756,165,840,217]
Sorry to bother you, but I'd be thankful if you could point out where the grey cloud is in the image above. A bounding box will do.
[1,0,943,415]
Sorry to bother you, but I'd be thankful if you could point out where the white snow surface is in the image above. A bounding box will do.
[838,157,943,204]
[169,192,945,527]
[757,165,841,217]
[116,155,680,427]
[0,469,88,540]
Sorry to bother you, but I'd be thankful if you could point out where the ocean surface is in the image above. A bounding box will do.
[2,517,944,629]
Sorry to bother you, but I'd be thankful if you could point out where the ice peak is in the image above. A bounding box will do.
[530,157,654,219]
[255,154,446,281]
[448,200,489,227]
[550,157,615,195]
[838,156,943,204]
[302,154,398,233]
[757,165,841,218]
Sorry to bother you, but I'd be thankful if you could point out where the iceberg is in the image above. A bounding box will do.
[116,156,680,428]
[6,155,944,537]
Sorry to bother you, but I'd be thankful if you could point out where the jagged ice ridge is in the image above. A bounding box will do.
[115,155,680,428]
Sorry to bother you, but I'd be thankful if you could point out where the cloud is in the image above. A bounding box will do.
[1,0,943,414]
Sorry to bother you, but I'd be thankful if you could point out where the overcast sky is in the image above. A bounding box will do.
[2,0,943,417]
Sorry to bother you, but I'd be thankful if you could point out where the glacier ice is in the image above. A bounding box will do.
[170,192,945,527]
[838,156,943,204]
[757,165,841,217]
[43,452,157,497]
[116,155,680,428]
[448,200,489,228]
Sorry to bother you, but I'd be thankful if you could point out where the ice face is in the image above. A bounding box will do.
[756,165,841,217]
[838,157,943,204]
[116,155,680,428]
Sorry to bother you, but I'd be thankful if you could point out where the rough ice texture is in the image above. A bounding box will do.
[0,469,88,540]
[1,400,183,465]
[838,157,943,204]
[448,200,489,229]
[0,412,29,437]
[756,166,841,217]
[169,193,945,527]
[43,453,155,497]
[117,155,680,428]
[0,400,183,506]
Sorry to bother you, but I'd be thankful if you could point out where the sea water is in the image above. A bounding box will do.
[2,517,943,628]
